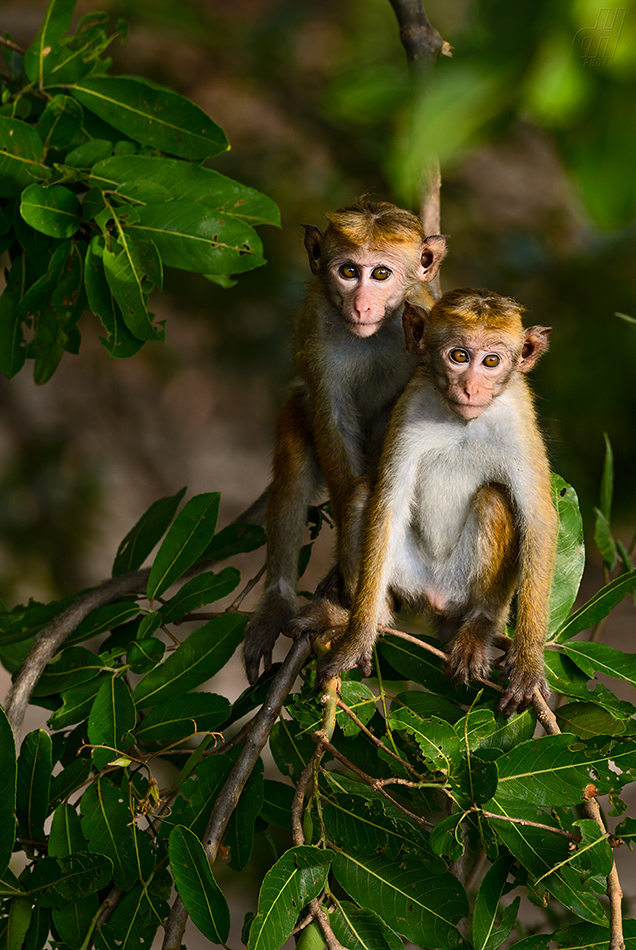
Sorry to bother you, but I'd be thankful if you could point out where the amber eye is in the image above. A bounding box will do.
[483,354,500,367]
[371,266,391,280]
[339,264,359,279]
[450,348,469,363]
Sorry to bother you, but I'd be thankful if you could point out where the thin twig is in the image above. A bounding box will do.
[0,36,25,54]
[228,563,266,611]
[481,811,579,841]
[312,732,431,828]
[336,697,421,778]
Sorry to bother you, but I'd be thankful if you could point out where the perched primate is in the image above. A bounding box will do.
[301,288,557,716]
[243,200,447,684]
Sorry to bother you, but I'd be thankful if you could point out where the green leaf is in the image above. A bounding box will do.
[593,508,616,570]
[32,646,105,697]
[131,613,245,708]
[486,803,606,924]
[135,692,230,743]
[248,846,332,950]
[201,521,266,563]
[70,76,228,159]
[161,567,241,622]
[561,640,636,691]
[450,754,499,809]
[5,897,32,950]
[473,856,517,950]
[598,433,614,521]
[337,681,377,737]
[69,600,141,645]
[16,729,52,842]
[48,673,112,729]
[226,760,264,871]
[88,677,136,770]
[260,780,295,831]
[0,118,47,196]
[49,804,89,858]
[80,777,155,889]
[330,900,403,950]
[495,734,636,806]
[380,636,494,704]
[147,492,220,600]
[554,569,636,642]
[49,758,92,811]
[429,812,465,861]
[127,636,165,674]
[93,878,171,950]
[0,705,17,877]
[269,719,315,784]
[164,754,235,839]
[102,234,164,342]
[23,0,76,85]
[332,851,468,950]
[545,652,636,718]
[113,487,186,575]
[323,774,436,863]
[53,896,98,949]
[0,277,27,379]
[91,154,279,225]
[37,95,84,150]
[23,905,50,950]
[555,702,627,739]
[388,708,460,770]
[129,202,266,275]
[85,238,144,359]
[28,852,113,908]
[454,706,536,754]
[547,476,585,636]
[168,826,230,944]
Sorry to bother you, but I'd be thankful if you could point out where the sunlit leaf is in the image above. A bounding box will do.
[554,569,636,642]
[134,692,230,743]
[70,76,228,159]
[88,677,136,770]
[547,476,585,637]
[113,487,186,575]
[0,118,48,197]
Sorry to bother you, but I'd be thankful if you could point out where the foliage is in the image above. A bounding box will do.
[1,3,636,950]
[0,0,279,383]
[0,461,635,948]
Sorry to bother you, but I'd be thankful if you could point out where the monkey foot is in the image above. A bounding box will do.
[289,598,349,641]
[316,648,373,690]
[497,664,550,718]
[445,636,494,685]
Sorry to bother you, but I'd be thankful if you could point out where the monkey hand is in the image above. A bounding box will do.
[243,589,297,685]
[314,619,378,690]
[497,649,550,718]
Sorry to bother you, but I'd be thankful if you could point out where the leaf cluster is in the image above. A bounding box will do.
[0,0,279,383]
[0,464,634,950]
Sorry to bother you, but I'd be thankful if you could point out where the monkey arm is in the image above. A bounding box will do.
[498,448,558,716]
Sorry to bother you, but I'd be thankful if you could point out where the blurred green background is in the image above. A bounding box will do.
[1,0,635,603]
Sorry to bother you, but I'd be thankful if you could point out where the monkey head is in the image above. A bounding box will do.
[403,289,551,420]
[303,200,447,339]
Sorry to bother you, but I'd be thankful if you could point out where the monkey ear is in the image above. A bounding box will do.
[303,225,323,275]
[419,234,448,282]
[403,301,430,355]
[518,326,551,373]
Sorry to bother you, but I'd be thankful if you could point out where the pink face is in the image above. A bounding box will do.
[327,248,415,338]
[434,334,516,419]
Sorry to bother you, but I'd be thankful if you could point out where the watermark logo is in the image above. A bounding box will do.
[572,7,626,66]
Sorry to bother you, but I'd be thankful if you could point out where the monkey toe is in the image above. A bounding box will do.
[446,638,493,685]
[496,668,550,718]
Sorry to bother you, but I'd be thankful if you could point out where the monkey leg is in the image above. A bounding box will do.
[243,388,322,684]
[337,475,374,601]
[446,483,519,689]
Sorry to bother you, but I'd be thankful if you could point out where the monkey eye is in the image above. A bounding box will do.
[450,348,470,363]
[371,266,391,280]
[339,264,359,279]
[483,354,501,367]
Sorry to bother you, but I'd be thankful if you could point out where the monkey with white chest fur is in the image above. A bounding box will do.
[299,288,557,717]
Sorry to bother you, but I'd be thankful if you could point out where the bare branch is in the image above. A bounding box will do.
[387,1,451,69]
[5,570,149,738]
[0,36,26,54]
[309,899,346,950]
